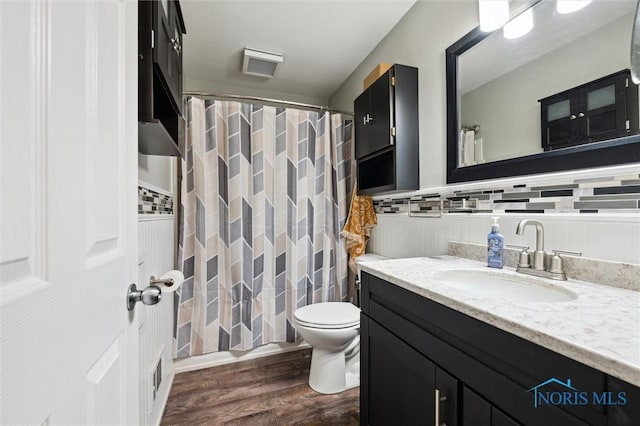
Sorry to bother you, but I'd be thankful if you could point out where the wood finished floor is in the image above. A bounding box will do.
[161,349,359,425]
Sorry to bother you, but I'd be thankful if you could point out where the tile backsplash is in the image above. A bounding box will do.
[369,169,640,265]
[139,186,174,215]
[374,173,640,215]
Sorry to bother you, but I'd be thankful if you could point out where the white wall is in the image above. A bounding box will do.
[138,154,176,193]
[137,154,178,422]
[138,218,176,425]
[329,1,478,189]
[461,13,632,163]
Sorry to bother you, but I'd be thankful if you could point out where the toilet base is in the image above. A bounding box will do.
[308,348,360,394]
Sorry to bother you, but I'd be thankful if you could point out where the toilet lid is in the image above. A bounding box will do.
[294,302,360,328]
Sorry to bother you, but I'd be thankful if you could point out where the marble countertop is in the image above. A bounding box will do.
[358,256,640,387]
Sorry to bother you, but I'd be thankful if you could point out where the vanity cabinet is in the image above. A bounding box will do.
[360,272,640,426]
[540,70,638,151]
[138,0,186,156]
[354,64,418,195]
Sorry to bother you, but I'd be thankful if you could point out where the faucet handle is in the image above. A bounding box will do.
[506,244,529,250]
[507,245,531,268]
[549,250,582,274]
[551,249,582,257]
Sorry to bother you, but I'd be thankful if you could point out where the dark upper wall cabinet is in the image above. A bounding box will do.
[153,0,184,115]
[138,0,186,157]
[540,70,639,152]
[355,64,419,195]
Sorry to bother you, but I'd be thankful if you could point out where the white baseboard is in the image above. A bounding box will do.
[173,341,311,374]
[155,369,175,426]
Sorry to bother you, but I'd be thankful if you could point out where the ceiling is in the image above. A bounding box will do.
[180,0,417,103]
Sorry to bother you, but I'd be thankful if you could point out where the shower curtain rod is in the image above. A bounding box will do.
[183,91,354,116]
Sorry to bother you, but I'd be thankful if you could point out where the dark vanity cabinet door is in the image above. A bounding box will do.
[463,386,491,426]
[363,317,437,425]
[361,316,460,426]
[541,70,638,151]
[355,64,418,195]
[462,386,521,426]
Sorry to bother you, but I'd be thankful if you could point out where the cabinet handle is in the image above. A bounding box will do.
[578,112,585,118]
[170,38,181,54]
[570,114,577,120]
[435,389,447,426]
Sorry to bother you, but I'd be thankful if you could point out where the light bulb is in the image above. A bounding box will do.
[503,9,534,39]
[557,0,592,14]
[479,0,510,32]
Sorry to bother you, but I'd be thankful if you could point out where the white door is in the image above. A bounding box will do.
[1,0,139,424]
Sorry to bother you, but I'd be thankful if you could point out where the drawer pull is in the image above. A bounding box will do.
[435,389,447,426]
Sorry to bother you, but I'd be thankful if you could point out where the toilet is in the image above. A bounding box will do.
[293,253,387,394]
[293,302,361,394]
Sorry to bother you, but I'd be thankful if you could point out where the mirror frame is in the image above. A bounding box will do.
[446,26,640,184]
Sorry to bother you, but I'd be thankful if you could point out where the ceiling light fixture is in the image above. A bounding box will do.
[242,48,283,78]
[479,0,510,32]
[503,8,534,39]
[556,0,592,14]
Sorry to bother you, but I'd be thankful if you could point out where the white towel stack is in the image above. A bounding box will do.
[461,130,475,166]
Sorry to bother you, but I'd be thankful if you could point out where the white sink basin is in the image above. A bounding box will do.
[431,269,577,303]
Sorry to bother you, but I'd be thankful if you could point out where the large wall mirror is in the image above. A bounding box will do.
[446,0,640,183]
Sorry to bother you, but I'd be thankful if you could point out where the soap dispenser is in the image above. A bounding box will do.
[487,216,504,268]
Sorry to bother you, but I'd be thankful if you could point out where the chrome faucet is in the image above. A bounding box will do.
[514,219,581,281]
[515,219,545,270]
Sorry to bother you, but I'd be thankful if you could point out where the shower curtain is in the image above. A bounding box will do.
[174,97,355,357]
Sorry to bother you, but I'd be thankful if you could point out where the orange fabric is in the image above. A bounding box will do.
[341,182,378,272]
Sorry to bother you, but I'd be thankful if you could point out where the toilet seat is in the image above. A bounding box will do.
[294,302,360,329]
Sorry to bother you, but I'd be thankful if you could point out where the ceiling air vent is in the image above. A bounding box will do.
[242,48,283,78]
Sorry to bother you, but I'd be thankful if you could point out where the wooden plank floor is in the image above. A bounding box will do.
[161,349,359,425]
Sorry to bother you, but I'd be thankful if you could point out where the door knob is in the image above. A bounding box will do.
[570,114,577,120]
[127,283,162,311]
[578,112,585,118]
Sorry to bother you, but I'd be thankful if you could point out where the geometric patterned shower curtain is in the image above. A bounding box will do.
[174,97,354,358]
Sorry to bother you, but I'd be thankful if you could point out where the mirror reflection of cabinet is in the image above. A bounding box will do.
[540,70,638,151]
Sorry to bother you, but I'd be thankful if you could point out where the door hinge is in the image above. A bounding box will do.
[626,119,630,130]
[391,76,396,87]
[151,30,155,49]
[391,127,396,137]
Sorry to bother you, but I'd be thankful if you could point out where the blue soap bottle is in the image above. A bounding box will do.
[487,216,504,268]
